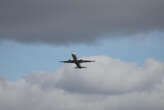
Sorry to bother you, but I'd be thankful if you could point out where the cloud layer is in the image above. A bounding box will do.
[55,56,164,94]
[0,0,164,45]
[1,56,164,110]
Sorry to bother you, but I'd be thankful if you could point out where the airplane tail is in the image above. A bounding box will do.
[75,66,87,69]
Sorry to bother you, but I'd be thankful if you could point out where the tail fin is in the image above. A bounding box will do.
[75,66,87,69]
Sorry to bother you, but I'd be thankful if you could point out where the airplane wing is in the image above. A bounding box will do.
[60,60,75,63]
[78,59,95,63]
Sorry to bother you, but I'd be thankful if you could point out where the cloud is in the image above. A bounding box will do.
[1,56,164,110]
[54,56,164,94]
[0,0,164,45]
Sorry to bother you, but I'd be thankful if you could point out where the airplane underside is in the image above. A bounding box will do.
[60,53,95,69]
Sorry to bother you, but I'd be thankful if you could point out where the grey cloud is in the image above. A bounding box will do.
[1,56,164,110]
[0,0,164,45]
[0,76,7,87]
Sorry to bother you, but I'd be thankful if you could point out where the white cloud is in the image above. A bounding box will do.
[56,56,164,94]
[0,56,164,110]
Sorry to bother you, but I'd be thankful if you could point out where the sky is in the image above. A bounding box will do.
[0,0,164,110]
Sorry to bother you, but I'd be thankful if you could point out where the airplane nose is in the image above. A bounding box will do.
[72,52,76,55]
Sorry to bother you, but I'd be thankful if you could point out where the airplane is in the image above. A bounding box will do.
[60,53,95,69]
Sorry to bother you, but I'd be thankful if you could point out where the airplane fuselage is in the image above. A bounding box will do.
[72,53,82,68]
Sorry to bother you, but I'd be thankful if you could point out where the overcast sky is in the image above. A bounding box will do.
[1,0,164,110]
[0,0,164,45]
